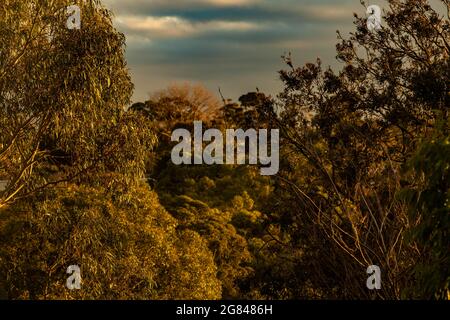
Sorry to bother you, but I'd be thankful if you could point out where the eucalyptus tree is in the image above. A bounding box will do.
[0,0,223,300]
[267,0,449,298]
[0,0,152,208]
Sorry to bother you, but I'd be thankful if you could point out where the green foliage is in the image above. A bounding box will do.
[131,86,275,299]
[264,0,450,299]
[401,117,450,299]
[1,0,449,301]
[0,1,220,300]
[155,164,270,299]
[0,0,155,208]
[0,180,221,299]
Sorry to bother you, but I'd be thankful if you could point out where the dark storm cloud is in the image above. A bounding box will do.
[102,0,366,102]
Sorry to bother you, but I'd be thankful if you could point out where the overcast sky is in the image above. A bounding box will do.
[101,0,376,103]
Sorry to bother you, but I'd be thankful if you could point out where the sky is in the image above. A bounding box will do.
[101,0,377,103]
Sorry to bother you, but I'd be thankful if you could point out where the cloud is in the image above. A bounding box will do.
[116,15,261,39]
[101,0,364,102]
